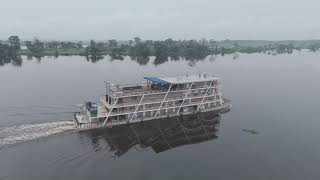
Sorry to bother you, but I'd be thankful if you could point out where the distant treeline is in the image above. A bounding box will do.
[1,35,320,66]
[0,36,22,66]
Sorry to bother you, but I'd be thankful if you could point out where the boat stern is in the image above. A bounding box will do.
[73,112,85,128]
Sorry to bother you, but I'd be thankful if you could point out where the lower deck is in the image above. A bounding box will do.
[74,99,231,129]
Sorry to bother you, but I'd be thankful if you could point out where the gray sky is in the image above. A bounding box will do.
[1,0,319,40]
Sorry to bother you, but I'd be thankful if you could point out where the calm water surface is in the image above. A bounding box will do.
[0,51,319,180]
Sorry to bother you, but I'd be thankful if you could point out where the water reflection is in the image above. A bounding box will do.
[0,54,22,67]
[79,112,222,157]
[0,54,225,67]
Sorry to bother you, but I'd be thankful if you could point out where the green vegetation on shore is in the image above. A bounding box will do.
[17,38,320,57]
[1,35,320,66]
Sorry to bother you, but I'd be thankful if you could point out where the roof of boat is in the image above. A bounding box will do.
[144,76,170,85]
[145,74,219,84]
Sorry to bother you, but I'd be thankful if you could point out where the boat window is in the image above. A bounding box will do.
[172,84,178,90]
[123,86,142,91]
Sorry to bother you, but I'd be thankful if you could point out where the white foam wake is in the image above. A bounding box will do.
[0,121,76,147]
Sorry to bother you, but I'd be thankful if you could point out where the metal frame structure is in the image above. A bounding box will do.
[129,94,145,122]
[177,82,193,114]
[197,81,214,112]
[154,84,173,117]
[75,74,231,129]
[103,97,119,126]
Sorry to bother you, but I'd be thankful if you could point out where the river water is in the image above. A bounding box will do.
[0,51,319,180]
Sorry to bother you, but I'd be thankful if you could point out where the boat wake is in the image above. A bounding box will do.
[0,121,76,148]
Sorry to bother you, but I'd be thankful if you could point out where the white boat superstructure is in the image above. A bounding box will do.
[74,73,231,129]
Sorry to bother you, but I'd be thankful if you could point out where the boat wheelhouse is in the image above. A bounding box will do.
[74,73,231,129]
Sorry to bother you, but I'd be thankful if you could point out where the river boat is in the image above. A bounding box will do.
[74,73,231,130]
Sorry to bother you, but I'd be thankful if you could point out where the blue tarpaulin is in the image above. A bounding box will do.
[144,76,170,85]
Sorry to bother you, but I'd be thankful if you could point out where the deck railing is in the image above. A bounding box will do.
[95,98,223,118]
[106,82,221,98]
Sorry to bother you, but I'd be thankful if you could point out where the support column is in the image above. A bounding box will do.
[154,84,173,117]
[129,94,145,122]
[197,81,214,112]
[177,82,193,114]
[103,97,119,126]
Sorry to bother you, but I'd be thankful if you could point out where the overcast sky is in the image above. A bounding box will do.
[1,0,319,40]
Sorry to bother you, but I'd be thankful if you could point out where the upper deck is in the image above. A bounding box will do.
[106,74,220,98]
[160,74,219,84]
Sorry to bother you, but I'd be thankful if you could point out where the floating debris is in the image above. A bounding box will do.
[242,129,259,135]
